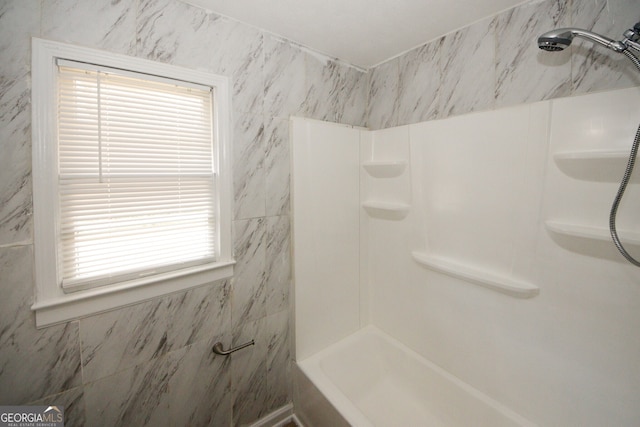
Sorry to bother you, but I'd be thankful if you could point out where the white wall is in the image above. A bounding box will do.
[291,118,362,360]
[368,87,640,426]
[292,85,640,425]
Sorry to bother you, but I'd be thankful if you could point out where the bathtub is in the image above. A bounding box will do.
[297,326,535,427]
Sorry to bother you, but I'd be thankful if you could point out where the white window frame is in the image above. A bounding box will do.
[31,38,234,327]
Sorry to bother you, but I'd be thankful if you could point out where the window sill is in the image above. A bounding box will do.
[31,260,234,328]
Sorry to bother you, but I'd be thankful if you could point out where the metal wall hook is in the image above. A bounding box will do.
[212,339,255,356]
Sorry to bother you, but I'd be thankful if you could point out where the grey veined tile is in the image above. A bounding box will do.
[28,386,85,427]
[165,280,231,350]
[264,35,307,119]
[84,335,231,426]
[495,0,571,108]
[0,246,82,404]
[571,0,640,95]
[232,317,268,426]
[265,216,291,316]
[337,65,369,127]
[85,290,232,426]
[79,296,172,384]
[303,55,368,125]
[42,0,137,55]
[304,55,344,123]
[83,351,176,426]
[440,16,496,118]
[208,17,264,115]
[136,0,219,67]
[265,310,291,413]
[233,112,266,220]
[168,339,232,427]
[138,0,266,115]
[397,39,441,125]
[265,118,290,217]
[367,58,400,130]
[231,218,267,329]
[0,77,32,246]
[0,0,40,77]
[0,0,39,246]
[79,281,231,384]
[0,319,82,405]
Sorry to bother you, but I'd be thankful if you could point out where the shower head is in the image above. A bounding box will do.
[537,29,572,51]
[538,28,627,53]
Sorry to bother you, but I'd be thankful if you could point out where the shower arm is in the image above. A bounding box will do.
[573,28,627,52]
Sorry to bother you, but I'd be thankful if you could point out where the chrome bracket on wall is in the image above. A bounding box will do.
[212,339,255,356]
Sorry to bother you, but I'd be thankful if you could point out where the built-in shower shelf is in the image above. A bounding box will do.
[553,149,636,181]
[362,201,410,220]
[554,149,630,161]
[545,220,640,245]
[411,251,540,298]
[362,161,407,178]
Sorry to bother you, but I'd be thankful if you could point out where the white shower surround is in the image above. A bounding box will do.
[299,326,535,426]
[292,86,640,426]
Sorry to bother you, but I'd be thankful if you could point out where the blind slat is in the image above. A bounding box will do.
[57,61,217,290]
[62,228,215,253]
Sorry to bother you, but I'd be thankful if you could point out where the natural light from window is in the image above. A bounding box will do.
[58,64,217,290]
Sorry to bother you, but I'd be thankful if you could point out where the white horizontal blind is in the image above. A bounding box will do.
[57,61,217,291]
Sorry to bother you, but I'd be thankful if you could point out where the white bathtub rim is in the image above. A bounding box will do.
[298,325,536,427]
[298,345,374,427]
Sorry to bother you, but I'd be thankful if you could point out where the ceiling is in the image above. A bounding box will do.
[182,0,530,68]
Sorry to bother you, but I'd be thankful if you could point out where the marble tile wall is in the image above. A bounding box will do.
[368,0,640,129]
[0,0,367,426]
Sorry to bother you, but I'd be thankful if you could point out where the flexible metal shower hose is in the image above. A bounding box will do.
[609,49,640,266]
[610,122,640,266]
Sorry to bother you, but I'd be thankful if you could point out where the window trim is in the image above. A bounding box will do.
[31,38,234,328]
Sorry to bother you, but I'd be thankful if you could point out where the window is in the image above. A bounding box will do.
[31,39,234,327]
[57,61,218,291]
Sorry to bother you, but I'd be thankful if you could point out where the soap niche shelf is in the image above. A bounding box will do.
[545,220,640,246]
[553,149,637,182]
[362,160,407,178]
[362,201,410,220]
[411,251,539,298]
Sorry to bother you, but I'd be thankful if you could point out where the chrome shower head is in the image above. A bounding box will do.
[537,29,573,51]
[537,28,627,53]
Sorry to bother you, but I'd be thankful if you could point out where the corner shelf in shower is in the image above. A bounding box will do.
[362,160,407,178]
[362,201,410,220]
[545,220,640,246]
[553,149,634,181]
[411,251,540,298]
